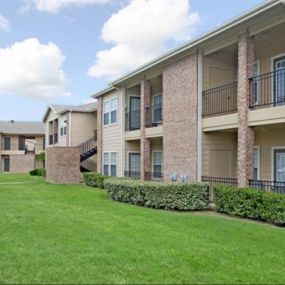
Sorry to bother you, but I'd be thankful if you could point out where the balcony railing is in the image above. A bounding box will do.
[124,171,140,179]
[125,110,140,131]
[249,69,285,109]
[202,176,238,187]
[145,172,164,182]
[202,82,238,117]
[0,143,35,152]
[146,104,163,128]
[249,180,285,195]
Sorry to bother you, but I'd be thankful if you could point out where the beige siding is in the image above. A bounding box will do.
[102,90,124,177]
[70,112,97,146]
[255,127,285,181]
[203,57,237,91]
[202,131,237,178]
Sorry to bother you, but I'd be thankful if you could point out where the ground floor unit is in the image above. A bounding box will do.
[0,154,43,173]
[99,123,285,194]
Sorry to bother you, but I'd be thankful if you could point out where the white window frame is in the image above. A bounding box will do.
[152,150,163,174]
[103,151,117,176]
[271,146,285,181]
[254,146,260,180]
[152,93,162,123]
[60,120,67,137]
[103,96,118,126]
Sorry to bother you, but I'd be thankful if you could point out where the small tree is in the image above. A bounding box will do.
[36,152,45,167]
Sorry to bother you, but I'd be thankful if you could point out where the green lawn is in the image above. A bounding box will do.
[0,174,285,284]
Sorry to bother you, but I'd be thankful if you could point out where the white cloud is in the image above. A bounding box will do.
[0,14,11,32]
[21,0,112,13]
[0,38,70,99]
[88,0,200,79]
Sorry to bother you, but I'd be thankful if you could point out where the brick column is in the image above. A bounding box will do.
[140,80,151,180]
[97,97,103,174]
[237,33,255,187]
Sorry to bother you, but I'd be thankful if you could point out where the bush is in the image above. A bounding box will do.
[29,168,46,177]
[214,184,285,226]
[83,172,110,189]
[105,179,209,211]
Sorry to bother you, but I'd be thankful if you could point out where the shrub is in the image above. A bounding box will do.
[36,152,45,162]
[83,172,109,189]
[214,184,285,226]
[29,168,46,177]
[105,178,209,211]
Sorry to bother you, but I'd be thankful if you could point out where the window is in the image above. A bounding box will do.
[253,147,260,180]
[3,137,11,150]
[60,120,67,136]
[104,97,118,126]
[274,149,285,182]
[103,152,117,177]
[104,101,110,125]
[103,152,109,175]
[110,152,117,177]
[153,94,162,123]
[153,151,162,177]
[252,61,260,105]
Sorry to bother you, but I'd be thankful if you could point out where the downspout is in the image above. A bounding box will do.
[197,49,203,182]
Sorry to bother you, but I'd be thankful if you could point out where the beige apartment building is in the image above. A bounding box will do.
[93,0,285,193]
[43,102,98,172]
[0,121,45,173]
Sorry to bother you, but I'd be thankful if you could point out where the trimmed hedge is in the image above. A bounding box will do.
[29,168,46,177]
[83,172,109,189]
[105,178,209,211]
[214,184,285,226]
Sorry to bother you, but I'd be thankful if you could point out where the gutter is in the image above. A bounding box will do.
[92,0,281,97]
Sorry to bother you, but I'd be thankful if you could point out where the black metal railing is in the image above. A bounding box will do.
[249,69,285,109]
[202,82,238,117]
[125,110,141,131]
[146,104,163,128]
[145,172,164,181]
[124,171,140,179]
[249,179,285,195]
[202,176,238,187]
[0,143,35,152]
[78,136,97,156]
[81,159,97,172]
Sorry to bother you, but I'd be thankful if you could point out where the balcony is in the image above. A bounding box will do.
[249,69,285,109]
[202,82,237,117]
[145,103,163,128]
[125,110,140,132]
[145,172,164,182]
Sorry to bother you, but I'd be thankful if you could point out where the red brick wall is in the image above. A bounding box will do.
[46,147,81,184]
[163,53,198,181]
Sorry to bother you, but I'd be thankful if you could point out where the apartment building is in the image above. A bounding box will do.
[43,102,98,172]
[93,0,285,193]
[0,121,45,173]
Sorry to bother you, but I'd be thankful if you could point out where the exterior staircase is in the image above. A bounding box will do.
[78,135,97,172]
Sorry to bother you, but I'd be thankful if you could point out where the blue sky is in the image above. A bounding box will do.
[0,0,264,121]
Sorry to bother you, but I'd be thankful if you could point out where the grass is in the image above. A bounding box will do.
[0,174,285,284]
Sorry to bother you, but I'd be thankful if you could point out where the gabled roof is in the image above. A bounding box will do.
[92,0,285,98]
[43,102,97,122]
[0,121,45,135]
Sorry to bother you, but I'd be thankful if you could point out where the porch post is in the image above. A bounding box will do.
[140,79,151,180]
[237,32,255,187]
